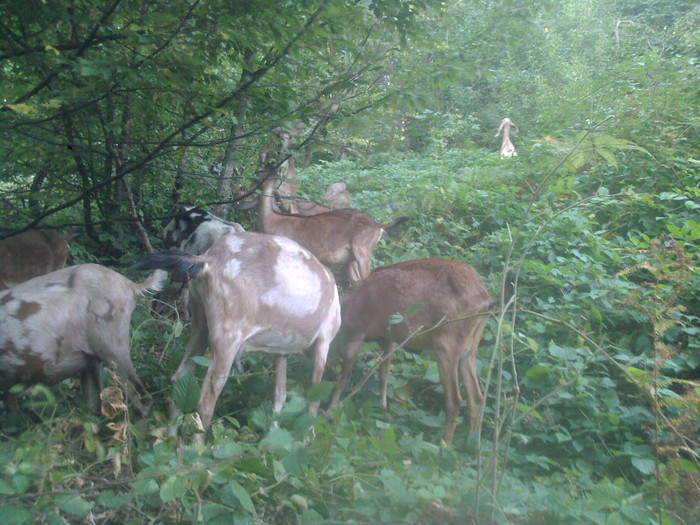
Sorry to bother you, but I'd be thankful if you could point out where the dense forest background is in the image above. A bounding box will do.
[1,0,698,523]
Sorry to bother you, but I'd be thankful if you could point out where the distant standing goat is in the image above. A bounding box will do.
[496,117,518,157]
[0,229,77,290]
[137,231,341,436]
[0,264,165,414]
[328,258,512,445]
[257,176,407,283]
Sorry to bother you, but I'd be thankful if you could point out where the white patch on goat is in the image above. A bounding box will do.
[259,237,323,316]
[224,234,245,252]
[223,258,242,279]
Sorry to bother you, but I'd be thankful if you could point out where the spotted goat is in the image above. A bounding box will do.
[137,231,341,438]
[0,264,166,414]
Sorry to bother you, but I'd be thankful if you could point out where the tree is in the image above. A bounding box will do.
[0,0,442,253]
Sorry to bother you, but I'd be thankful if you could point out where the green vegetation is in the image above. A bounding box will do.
[1,0,698,523]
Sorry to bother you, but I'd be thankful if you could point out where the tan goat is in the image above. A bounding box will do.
[0,229,77,289]
[328,258,512,446]
[0,264,165,414]
[136,231,341,436]
[283,181,352,216]
[257,176,407,283]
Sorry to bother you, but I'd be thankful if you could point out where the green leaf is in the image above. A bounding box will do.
[57,495,93,517]
[606,511,625,525]
[516,403,543,420]
[388,313,404,325]
[631,457,655,475]
[230,481,257,515]
[260,428,294,452]
[306,380,335,403]
[4,504,32,525]
[620,504,652,524]
[213,441,244,459]
[98,490,131,508]
[525,365,553,380]
[405,302,426,316]
[172,372,200,412]
[160,475,186,503]
[133,477,159,495]
[190,355,212,367]
[379,469,412,504]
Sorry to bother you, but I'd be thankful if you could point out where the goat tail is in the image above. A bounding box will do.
[136,270,168,296]
[381,215,410,235]
[135,250,205,282]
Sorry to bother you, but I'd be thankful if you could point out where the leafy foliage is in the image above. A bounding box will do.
[1,0,699,524]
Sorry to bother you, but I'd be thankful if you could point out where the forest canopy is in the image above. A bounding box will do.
[1,1,698,524]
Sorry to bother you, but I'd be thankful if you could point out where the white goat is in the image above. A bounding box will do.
[496,117,518,157]
[0,229,78,290]
[0,264,165,414]
[136,231,341,436]
[328,258,513,445]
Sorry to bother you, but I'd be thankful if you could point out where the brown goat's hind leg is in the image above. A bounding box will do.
[328,333,365,409]
[435,342,460,446]
[458,349,483,433]
[378,341,397,409]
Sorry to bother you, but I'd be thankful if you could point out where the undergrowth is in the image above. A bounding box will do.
[1,147,698,524]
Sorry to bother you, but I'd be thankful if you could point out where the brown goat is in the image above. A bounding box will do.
[136,231,341,436]
[328,258,511,445]
[0,229,77,289]
[0,264,165,414]
[257,176,407,283]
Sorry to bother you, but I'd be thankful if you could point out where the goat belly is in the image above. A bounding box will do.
[0,348,90,388]
[240,329,310,355]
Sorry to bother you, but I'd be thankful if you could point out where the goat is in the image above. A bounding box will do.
[162,206,245,323]
[237,180,351,217]
[328,258,512,446]
[136,231,341,436]
[324,182,351,210]
[0,264,165,415]
[496,117,518,157]
[257,176,407,283]
[0,229,78,290]
[163,205,244,253]
[283,181,352,216]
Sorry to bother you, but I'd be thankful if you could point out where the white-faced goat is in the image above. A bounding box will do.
[328,258,513,446]
[496,117,518,157]
[257,176,407,283]
[136,231,341,436]
[0,264,165,414]
[0,229,78,290]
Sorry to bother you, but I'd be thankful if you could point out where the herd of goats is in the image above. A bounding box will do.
[0,120,517,445]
